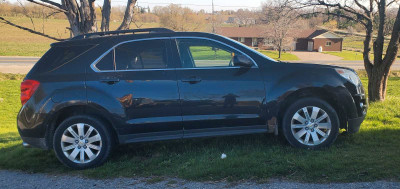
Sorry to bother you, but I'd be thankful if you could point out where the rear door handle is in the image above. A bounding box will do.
[100,77,120,85]
[181,76,202,84]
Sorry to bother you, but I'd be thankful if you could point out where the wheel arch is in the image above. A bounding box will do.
[276,87,347,132]
[45,104,119,149]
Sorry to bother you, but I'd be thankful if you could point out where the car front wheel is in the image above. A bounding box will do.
[282,97,339,149]
[53,115,114,169]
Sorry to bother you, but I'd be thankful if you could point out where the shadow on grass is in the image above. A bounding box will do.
[1,129,399,182]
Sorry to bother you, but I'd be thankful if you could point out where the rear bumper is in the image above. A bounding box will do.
[347,115,366,134]
[21,136,48,150]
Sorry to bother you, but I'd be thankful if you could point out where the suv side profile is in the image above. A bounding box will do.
[18,28,367,169]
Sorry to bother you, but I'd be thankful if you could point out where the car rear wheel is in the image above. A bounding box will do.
[53,115,113,169]
[282,97,339,149]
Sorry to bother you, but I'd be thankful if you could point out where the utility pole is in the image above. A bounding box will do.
[212,0,215,33]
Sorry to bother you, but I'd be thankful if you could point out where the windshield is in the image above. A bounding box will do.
[219,35,278,62]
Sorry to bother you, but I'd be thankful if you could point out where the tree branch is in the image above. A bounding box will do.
[117,0,137,30]
[0,16,63,41]
[307,0,372,21]
[387,0,398,7]
[38,0,63,9]
[300,11,367,26]
[354,0,370,13]
[26,0,67,13]
[101,0,111,31]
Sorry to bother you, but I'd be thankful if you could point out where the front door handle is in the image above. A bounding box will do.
[100,77,120,85]
[181,76,202,84]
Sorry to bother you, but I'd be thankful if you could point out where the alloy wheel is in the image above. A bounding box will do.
[61,123,102,164]
[290,106,332,146]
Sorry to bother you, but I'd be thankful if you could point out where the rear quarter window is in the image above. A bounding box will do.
[29,45,94,74]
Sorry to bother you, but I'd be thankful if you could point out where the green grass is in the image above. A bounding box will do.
[259,50,300,61]
[0,77,400,181]
[323,50,364,61]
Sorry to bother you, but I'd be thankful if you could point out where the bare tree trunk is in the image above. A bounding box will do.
[101,0,111,32]
[367,4,400,101]
[63,0,80,36]
[278,39,282,59]
[117,0,137,30]
[79,0,97,33]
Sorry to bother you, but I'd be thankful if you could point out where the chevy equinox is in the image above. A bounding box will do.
[17,28,367,169]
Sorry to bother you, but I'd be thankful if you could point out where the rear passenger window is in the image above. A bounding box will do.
[115,40,168,70]
[95,51,114,71]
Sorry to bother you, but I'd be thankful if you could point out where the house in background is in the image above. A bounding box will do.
[295,29,343,51]
[215,27,274,49]
[216,27,344,52]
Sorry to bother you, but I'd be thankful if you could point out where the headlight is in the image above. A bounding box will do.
[335,68,361,86]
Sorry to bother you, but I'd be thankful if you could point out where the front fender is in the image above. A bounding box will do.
[260,64,358,132]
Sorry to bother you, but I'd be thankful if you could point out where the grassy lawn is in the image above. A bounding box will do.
[323,50,364,61]
[342,36,366,51]
[0,73,399,182]
[259,50,300,61]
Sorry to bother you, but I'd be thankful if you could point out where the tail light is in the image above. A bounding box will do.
[21,80,40,105]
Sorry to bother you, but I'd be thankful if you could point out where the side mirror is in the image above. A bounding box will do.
[233,54,253,67]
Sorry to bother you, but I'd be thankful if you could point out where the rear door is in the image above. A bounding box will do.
[86,38,183,143]
[172,37,267,137]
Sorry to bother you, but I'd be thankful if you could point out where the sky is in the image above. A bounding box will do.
[7,0,266,12]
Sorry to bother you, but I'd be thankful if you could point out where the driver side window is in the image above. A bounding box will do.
[177,38,248,68]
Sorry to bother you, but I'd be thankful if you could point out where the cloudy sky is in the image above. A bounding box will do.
[8,0,266,12]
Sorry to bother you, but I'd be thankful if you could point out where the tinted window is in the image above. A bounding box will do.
[177,39,246,68]
[95,50,114,71]
[32,45,93,72]
[115,40,168,70]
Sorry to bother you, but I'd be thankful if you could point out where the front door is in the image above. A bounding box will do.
[307,41,314,51]
[173,38,266,137]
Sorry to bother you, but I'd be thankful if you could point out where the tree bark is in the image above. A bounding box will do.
[101,0,111,32]
[62,0,81,36]
[278,39,282,58]
[117,0,137,30]
[367,4,400,101]
[79,0,97,33]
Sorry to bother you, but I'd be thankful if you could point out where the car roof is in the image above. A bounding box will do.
[51,28,224,47]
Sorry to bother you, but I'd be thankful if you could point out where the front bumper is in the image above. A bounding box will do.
[347,115,366,133]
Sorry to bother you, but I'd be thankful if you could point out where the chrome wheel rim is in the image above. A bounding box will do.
[290,106,331,146]
[61,123,102,164]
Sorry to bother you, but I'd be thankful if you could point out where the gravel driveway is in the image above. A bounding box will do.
[1,170,399,189]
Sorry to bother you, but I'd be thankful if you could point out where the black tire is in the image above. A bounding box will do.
[282,97,339,149]
[53,115,114,169]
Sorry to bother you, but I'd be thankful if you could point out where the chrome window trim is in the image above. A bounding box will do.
[90,36,258,73]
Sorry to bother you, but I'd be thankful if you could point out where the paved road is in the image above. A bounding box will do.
[0,56,40,64]
[0,56,38,74]
[1,170,399,189]
[1,56,400,74]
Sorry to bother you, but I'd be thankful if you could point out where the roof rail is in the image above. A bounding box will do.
[70,28,174,40]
